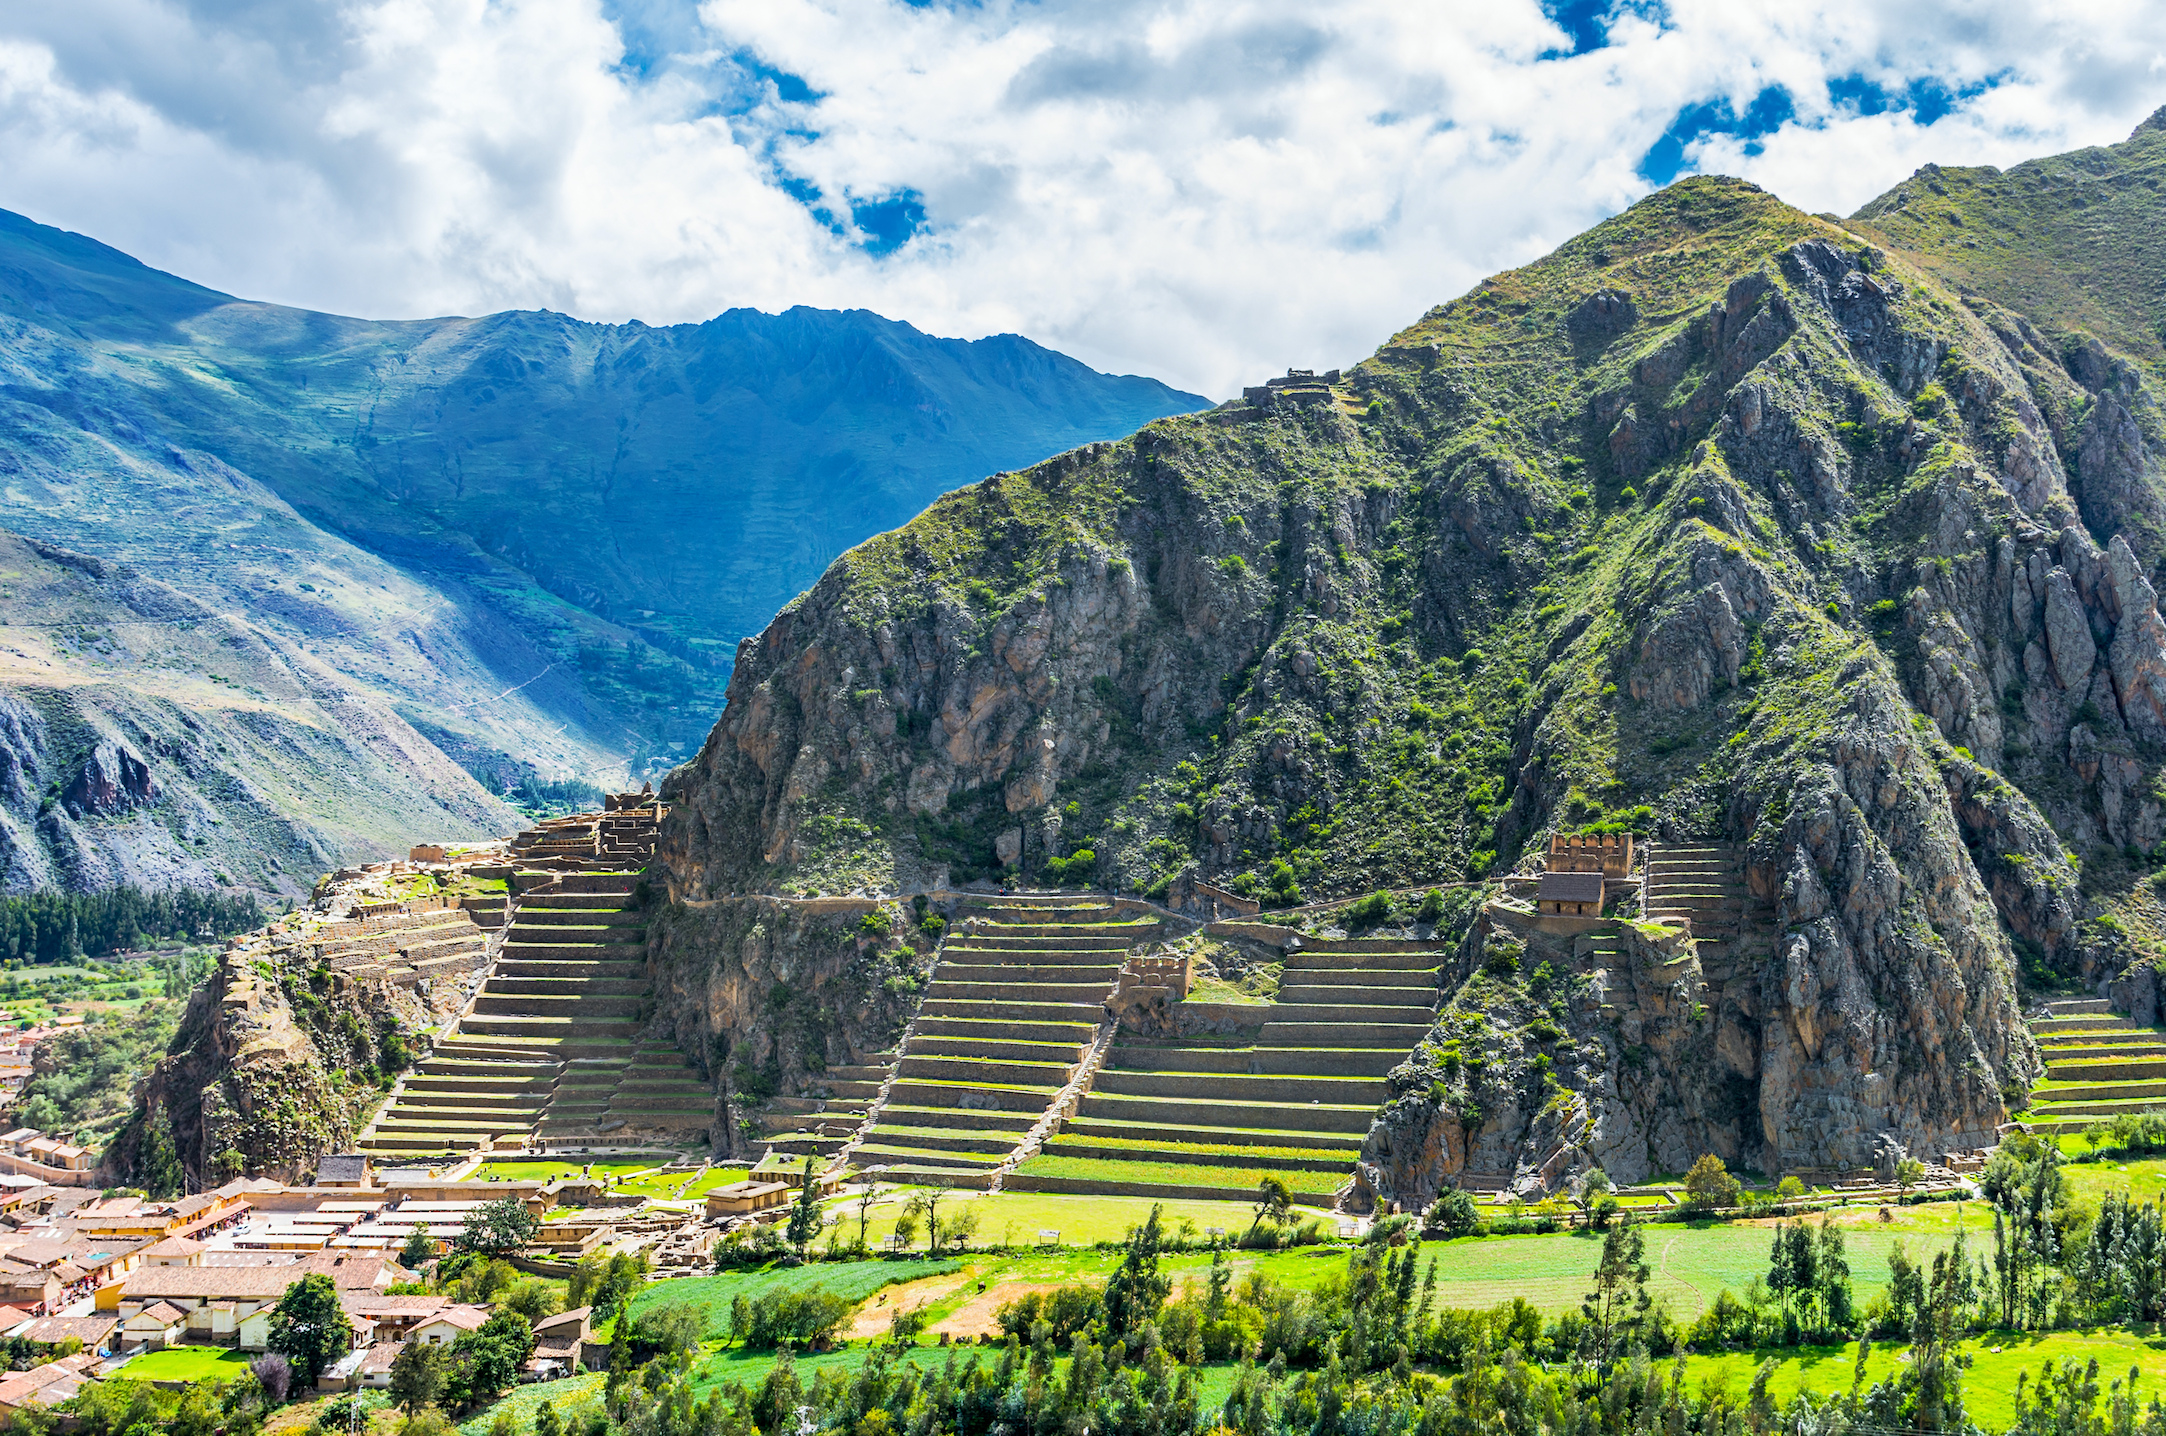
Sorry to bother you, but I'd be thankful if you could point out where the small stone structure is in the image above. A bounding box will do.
[1548,832,1633,878]
[1242,368,1341,407]
[1536,871,1605,917]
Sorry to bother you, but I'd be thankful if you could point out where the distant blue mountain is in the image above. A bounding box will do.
[0,206,1209,787]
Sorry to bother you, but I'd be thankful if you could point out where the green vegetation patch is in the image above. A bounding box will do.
[622,1260,961,1341]
[1012,1153,1344,1195]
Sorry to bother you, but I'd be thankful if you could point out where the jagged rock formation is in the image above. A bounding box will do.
[656,115,2166,1183]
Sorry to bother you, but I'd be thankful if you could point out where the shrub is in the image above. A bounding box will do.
[1423,1189,1482,1238]
[1346,890,1394,928]
[1682,1154,1741,1210]
[742,1288,853,1350]
[1417,888,1446,922]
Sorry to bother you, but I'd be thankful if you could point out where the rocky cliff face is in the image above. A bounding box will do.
[109,928,449,1187]
[656,119,2166,1182]
[644,898,933,1155]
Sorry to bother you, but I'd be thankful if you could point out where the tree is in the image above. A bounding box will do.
[400,1224,435,1269]
[266,1272,353,1385]
[1582,1224,1650,1361]
[249,1351,290,1406]
[1103,1204,1171,1337]
[1896,1156,1926,1192]
[855,1184,878,1253]
[388,1340,444,1420]
[785,1156,823,1255]
[455,1197,538,1257]
[1682,1153,1741,1210]
[1249,1176,1294,1239]
[446,1310,534,1412]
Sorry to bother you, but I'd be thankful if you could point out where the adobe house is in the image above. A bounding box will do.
[704,1181,794,1219]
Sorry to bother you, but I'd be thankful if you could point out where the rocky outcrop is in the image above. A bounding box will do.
[644,898,934,1156]
[109,926,449,1187]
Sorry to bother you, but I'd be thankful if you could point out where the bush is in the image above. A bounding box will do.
[741,1288,853,1350]
[1346,890,1394,929]
[1423,1189,1482,1238]
[1682,1154,1741,1210]
[1417,888,1446,922]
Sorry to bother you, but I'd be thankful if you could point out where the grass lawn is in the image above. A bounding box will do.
[114,1346,256,1381]
[624,1259,962,1340]
[1414,1205,1992,1321]
[1012,1154,1343,1195]
[471,1159,651,1183]
[2061,1155,2166,1205]
[1681,1327,2166,1429]
[614,1165,749,1199]
[846,1192,1284,1250]
[459,1374,603,1436]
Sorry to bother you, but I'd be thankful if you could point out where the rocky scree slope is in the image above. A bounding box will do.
[0,206,1208,807]
[660,122,2166,1179]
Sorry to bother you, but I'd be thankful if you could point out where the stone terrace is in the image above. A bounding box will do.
[359,804,713,1159]
[1007,934,1444,1206]
[845,895,1152,1189]
[2022,997,2166,1133]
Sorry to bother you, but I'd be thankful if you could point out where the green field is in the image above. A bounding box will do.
[611,1165,749,1199]
[621,1259,962,1339]
[114,1346,255,1382]
[847,1191,1285,1250]
[1681,1328,2166,1429]
[1012,1153,1344,1195]
[2059,1155,2166,1206]
[471,1159,654,1183]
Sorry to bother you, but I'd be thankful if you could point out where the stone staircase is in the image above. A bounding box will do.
[845,895,1146,1189]
[1642,842,1771,984]
[2023,998,2166,1132]
[358,807,711,1158]
[1010,936,1442,1205]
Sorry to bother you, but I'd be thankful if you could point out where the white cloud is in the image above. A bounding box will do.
[1,0,2163,397]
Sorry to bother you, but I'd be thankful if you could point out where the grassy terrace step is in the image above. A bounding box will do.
[1276,985,1435,1006]
[1279,951,1443,972]
[896,1054,1077,1085]
[923,981,1116,1003]
[935,964,1124,985]
[2032,1078,2166,1101]
[1107,1046,1405,1077]
[1077,1092,1376,1133]
[879,1105,1041,1134]
[1259,1022,1432,1046]
[2029,1097,2166,1118]
[500,944,646,962]
[2032,1017,2146,1035]
[472,994,647,1017]
[1054,1122,1364,1154]
[867,1124,1025,1153]
[2036,1040,2166,1059]
[2046,1058,2166,1081]
[1251,1002,1434,1023]
[852,1144,1007,1170]
[914,1016,1098,1043]
[484,978,651,997]
[865,1166,995,1190]
[1279,968,1438,989]
[1091,1069,1386,1104]
[906,1035,1088,1064]
[885,1079,1061,1113]
[1042,1135,1354,1172]
[1011,1153,1344,1195]
[920,999,1105,1022]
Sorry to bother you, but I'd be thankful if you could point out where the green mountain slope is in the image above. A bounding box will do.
[658,115,2166,1184]
[0,209,1205,891]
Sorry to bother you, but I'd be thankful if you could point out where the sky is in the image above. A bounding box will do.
[2,1,2164,399]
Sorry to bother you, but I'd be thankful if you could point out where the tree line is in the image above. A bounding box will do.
[0,887,261,963]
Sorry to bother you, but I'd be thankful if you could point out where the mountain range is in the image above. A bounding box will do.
[0,210,1205,893]
[647,109,2166,1182]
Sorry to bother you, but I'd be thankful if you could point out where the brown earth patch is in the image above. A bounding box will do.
[844,1272,973,1339]
[929,1281,1069,1340]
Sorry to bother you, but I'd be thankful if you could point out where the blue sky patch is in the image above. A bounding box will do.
[851,192,930,256]
[1638,85,1794,185]
[1539,0,1612,57]
[1825,70,2005,126]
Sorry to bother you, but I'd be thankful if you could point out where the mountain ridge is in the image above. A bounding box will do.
[0,207,1206,892]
